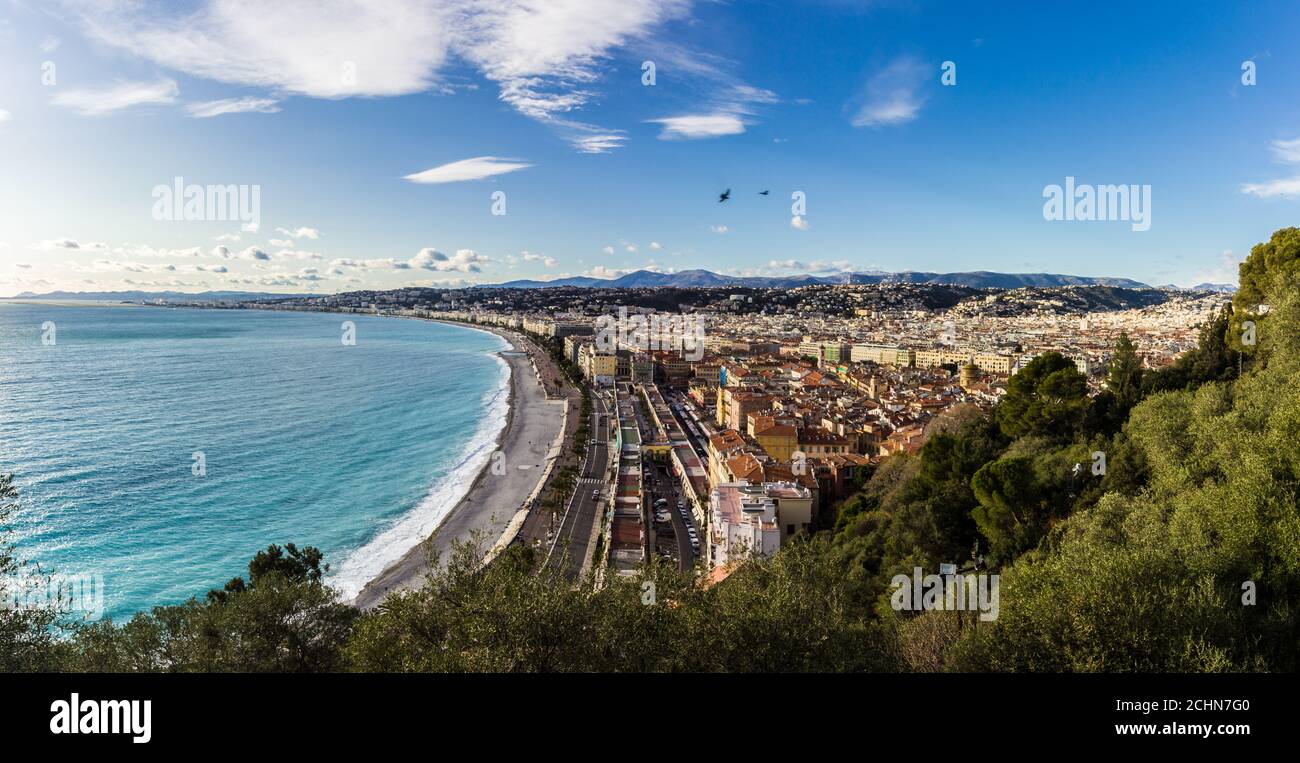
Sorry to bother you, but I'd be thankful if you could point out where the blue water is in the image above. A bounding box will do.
[0,302,508,621]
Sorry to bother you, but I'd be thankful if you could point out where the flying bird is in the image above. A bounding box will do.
[758,190,770,195]
[718,188,731,203]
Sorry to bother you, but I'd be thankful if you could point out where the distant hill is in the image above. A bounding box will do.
[1188,283,1238,294]
[2,289,297,302]
[482,268,1150,290]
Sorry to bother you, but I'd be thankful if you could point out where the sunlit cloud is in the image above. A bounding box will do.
[52,78,179,116]
[403,156,532,184]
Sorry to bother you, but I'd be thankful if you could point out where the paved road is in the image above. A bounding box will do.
[648,461,696,569]
[631,388,697,571]
[543,394,609,578]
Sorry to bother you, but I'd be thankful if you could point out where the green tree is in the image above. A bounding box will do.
[0,474,62,672]
[995,352,1088,439]
[65,543,356,672]
[970,456,1047,562]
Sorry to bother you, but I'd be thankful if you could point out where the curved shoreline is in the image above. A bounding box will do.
[329,340,512,600]
[351,321,565,609]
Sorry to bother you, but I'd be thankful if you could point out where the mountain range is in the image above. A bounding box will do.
[2,272,1237,302]
[481,268,1157,290]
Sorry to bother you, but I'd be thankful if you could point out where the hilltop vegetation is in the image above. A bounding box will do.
[2,228,1298,672]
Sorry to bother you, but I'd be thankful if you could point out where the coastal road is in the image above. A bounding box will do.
[543,393,609,578]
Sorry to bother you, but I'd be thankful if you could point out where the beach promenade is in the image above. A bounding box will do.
[352,326,566,610]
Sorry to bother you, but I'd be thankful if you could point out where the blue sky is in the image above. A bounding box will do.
[1,0,1299,296]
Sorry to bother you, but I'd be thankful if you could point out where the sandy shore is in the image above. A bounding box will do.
[352,323,566,610]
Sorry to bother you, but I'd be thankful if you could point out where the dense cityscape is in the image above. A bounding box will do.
[173,280,1230,580]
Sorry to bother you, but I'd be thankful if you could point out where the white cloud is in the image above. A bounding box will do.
[410,247,490,273]
[185,96,281,118]
[67,0,692,152]
[709,225,728,234]
[1185,249,1243,287]
[73,1,454,99]
[0,109,9,123]
[330,248,491,273]
[404,156,532,184]
[237,246,270,261]
[276,226,321,239]
[1242,137,1300,200]
[52,78,179,116]
[586,265,629,279]
[1271,137,1300,164]
[274,249,323,261]
[601,245,615,255]
[522,251,558,267]
[40,35,61,53]
[649,241,662,250]
[38,239,108,251]
[850,57,929,128]
[1241,177,1300,199]
[39,239,82,250]
[790,215,810,231]
[648,113,745,140]
[766,258,849,273]
[644,45,777,140]
[331,257,401,270]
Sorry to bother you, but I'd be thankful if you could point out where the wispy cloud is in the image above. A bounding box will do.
[1242,136,1300,199]
[185,96,280,118]
[649,113,745,140]
[849,56,929,128]
[404,156,532,184]
[67,0,692,152]
[0,109,9,123]
[38,239,107,250]
[1241,177,1300,199]
[52,78,179,116]
[276,226,321,240]
[1271,137,1300,163]
[644,41,778,141]
[766,258,850,273]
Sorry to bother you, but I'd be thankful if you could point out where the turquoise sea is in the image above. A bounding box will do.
[0,302,508,621]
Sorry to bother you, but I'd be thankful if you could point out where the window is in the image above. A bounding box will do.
[787,524,795,535]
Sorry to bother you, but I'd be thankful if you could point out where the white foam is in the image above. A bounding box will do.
[330,340,511,600]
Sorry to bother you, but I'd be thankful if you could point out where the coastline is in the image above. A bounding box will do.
[352,320,565,610]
